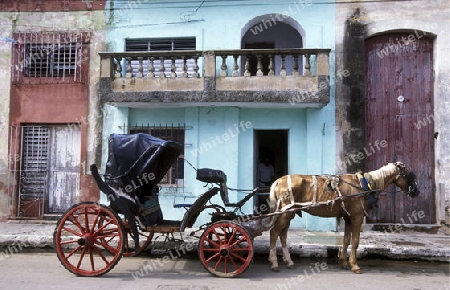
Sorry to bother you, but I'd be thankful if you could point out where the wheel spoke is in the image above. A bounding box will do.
[230,237,247,248]
[228,255,240,270]
[205,252,220,263]
[212,230,224,245]
[93,219,114,236]
[94,238,120,254]
[61,226,83,237]
[69,213,86,233]
[65,245,82,259]
[89,210,103,234]
[223,257,229,273]
[227,228,237,245]
[76,247,87,269]
[230,252,248,263]
[214,256,223,270]
[91,244,109,264]
[204,237,221,248]
[84,207,90,233]
[89,247,95,271]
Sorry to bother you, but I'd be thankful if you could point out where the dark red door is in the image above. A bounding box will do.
[365,32,435,224]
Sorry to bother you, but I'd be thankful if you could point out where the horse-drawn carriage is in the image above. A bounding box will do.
[53,133,420,277]
[53,133,267,278]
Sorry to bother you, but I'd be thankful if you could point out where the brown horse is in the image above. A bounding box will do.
[264,162,419,274]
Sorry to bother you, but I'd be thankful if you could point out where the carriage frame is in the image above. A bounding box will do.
[53,133,273,278]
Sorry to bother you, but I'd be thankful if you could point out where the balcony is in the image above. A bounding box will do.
[99,48,331,108]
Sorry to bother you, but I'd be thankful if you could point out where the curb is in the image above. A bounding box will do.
[0,222,449,263]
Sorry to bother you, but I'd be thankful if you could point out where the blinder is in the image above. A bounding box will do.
[396,165,420,197]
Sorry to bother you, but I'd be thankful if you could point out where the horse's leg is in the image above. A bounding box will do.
[279,220,295,269]
[268,227,280,272]
[339,217,351,270]
[349,216,364,274]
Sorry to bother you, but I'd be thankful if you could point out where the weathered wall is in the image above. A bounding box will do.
[0,2,106,219]
[335,0,450,222]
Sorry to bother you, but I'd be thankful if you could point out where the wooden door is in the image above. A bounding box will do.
[365,32,435,224]
[47,125,81,214]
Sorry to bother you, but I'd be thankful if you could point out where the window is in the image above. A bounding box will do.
[24,43,77,77]
[12,32,89,84]
[125,37,196,52]
[129,127,185,187]
[125,37,197,78]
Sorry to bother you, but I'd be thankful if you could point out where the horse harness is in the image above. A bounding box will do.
[280,173,381,217]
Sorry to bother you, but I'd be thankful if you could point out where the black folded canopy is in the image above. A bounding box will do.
[104,133,183,197]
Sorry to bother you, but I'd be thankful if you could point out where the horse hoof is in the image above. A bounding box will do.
[352,268,362,274]
[271,267,280,272]
[287,265,296,270]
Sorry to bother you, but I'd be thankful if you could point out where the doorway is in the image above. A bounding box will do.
[17,124,80,218]
[365,32,435,224]
[253,130,288,214]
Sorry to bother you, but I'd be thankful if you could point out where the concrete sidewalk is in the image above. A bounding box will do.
[0,220,448,262]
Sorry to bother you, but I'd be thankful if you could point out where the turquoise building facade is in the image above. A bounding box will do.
[102,0,336,230]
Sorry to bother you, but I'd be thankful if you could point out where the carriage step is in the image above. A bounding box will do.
[173,203,192,208]
[147,220,182,233]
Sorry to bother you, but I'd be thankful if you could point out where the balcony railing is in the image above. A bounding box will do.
[99,48,331,108]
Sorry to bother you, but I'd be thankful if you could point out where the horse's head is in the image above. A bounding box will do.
[394,162,420,197]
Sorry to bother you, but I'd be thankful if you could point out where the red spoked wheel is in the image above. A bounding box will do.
[53,202,125,277]
[198,221,253,278]
[121,217,154,257]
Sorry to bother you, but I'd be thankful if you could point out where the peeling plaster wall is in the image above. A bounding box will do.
[0,14,14,219]
[335,0,450,222]
[0,7,106,220]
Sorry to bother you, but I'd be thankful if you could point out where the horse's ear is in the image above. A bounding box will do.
[395,162,405,170]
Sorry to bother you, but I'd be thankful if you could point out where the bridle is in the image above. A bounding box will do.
[396,165,419,197]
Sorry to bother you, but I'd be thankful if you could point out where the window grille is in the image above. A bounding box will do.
[24,43,77,77]
[125,37,197,78]
[11,32,89,84]
[20,126,50,201]
[129,125,185,187]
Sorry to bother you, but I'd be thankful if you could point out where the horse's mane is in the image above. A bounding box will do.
[367,163,398,190]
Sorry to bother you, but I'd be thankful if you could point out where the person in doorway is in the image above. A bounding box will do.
[258,157,275,188]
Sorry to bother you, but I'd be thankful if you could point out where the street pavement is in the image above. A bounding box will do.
[0,220,449,262]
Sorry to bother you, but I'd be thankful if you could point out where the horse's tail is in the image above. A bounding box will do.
[262,181,282,231]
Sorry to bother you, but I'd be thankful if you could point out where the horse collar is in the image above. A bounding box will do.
[356,172,372,191]
[357,172,379,208]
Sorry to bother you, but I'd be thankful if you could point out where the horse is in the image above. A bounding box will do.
[264,162,419,274]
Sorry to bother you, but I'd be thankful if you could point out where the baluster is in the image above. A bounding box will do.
[220,55,228,77]
[147,57,155,78]
[304,53,311,76]
[181,56,188,78]
[137,57,143,78]
[256,55,263,76]
[114,57,122,78]
[192,55,199,78]
[280,55,287,77]
[159,57,166,78]
[268,55,274,76]
[244,55,251,77]
[292,54,299,76]
[232,55,239,77]
[125,57,132,78]
[170,57,176,78]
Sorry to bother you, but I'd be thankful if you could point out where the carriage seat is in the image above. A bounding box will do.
[196,168,227,184]
[173,169,227,209]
